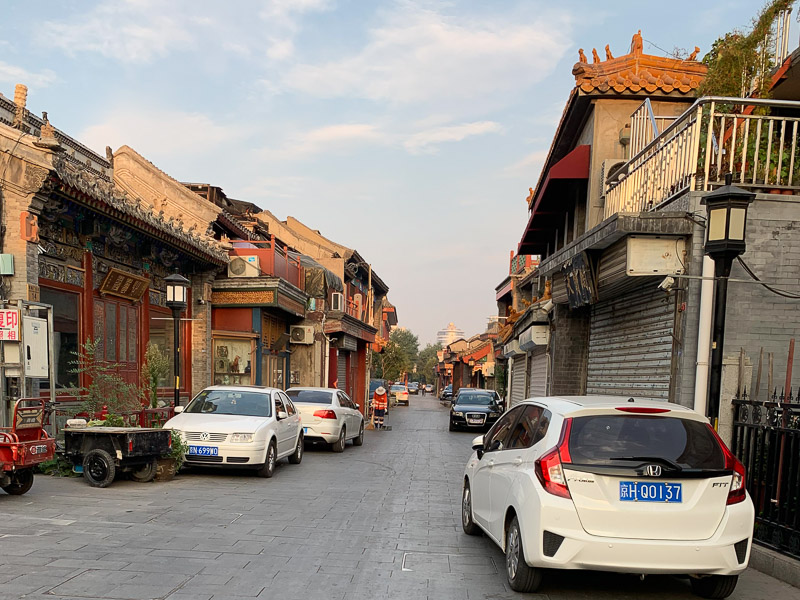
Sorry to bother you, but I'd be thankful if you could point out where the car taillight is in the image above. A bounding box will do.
[535,418,572,499]
[314,409,337,419]
[706,424,747,505]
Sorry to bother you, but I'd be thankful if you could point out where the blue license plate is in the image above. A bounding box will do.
[303,427,308,434]
[620,481,682,503]
[188,445,218,456]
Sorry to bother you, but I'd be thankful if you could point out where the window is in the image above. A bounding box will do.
[93,297,139,384]
[40,287,79,390]
[287,389,332,404]
[274,393,286,415]
[148,310,173,387]
[284,396,296,416]
[508,405,546,450]
[484,406,524,452]
[212,338,252,386]
[338,392,353,409]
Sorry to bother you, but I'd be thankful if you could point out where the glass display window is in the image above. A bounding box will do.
[213,337,254,386]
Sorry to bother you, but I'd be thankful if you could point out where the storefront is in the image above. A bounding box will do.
[324,315,375,412]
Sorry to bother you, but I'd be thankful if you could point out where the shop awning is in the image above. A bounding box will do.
[519,144,590,255]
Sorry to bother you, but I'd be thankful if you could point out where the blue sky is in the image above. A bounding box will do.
[0,0,774,345]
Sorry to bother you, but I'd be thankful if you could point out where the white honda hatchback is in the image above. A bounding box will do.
[461,396,754,599]
[164,386,303,478]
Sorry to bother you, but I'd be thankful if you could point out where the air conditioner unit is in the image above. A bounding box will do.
[330,292,344,312]
[289,325,314,345]
[228,255,260,278]
[600,158,627,187]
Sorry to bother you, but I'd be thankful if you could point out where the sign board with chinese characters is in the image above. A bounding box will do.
[562,252,596,309]
[0,309,20,341]
[98,268,149,302]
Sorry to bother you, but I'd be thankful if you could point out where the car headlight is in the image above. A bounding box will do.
[489,412,500,418]
[453,411,463,417]
[230,433,254,443]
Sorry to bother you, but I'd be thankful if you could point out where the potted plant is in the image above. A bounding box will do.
[156,429,188,482]
[142,342,170,409]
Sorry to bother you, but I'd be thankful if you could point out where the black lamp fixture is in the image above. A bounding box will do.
[700,174,755,427]
[164,272,190,407]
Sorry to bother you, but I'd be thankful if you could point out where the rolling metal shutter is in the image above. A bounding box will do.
[587,286,675,400]
[509,356,527,408]
[337,351,348,391]
[528,349,548,398]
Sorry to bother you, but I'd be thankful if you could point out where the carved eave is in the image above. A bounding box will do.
[50,155,228,266]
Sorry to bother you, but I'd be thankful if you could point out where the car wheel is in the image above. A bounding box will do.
[461,482,480,536]
[257,441,277,478]
[83,449,116,488]
[352,422,364,446]
[288,434,303,465]
[1,468,34,495]
[130,458,158,483]
[332,426,346,453]
[506,516,542,593]
[449,421,457,432]
[690,575,739,599]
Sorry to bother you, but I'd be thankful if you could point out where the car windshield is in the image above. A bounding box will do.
[456,393,494,406]
[184,390,271,417]
[568,415,725,470]
[286,390,333,404]
[391,385,405,392]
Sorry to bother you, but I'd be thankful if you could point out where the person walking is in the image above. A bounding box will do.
[373,386,388,429]
[420,383,426,397]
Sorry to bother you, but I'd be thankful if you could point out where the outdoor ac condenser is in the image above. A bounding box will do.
[289,325,314,345]
[228,255,260,278]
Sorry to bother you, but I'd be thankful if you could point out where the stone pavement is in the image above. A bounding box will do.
[0,394,799,600]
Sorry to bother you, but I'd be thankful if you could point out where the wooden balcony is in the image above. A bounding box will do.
[605,97,800,219]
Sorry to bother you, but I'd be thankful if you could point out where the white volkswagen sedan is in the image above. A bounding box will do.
[164,386,303,478]
[285,387,364,452]
[462,396,754,599]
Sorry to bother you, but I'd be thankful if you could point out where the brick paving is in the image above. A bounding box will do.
[0,394,798,599]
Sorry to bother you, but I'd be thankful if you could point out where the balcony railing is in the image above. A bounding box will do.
[230,236,304,289]
[605,97,800,219]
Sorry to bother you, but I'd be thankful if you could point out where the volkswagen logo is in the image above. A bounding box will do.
[645,464,662,477]
[200,432,210,442]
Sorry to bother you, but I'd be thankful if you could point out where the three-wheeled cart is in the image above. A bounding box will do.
[63,427,172,488]
[0,399,56,495]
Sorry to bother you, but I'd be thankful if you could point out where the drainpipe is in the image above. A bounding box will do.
[693,256,715,415]
[321,311,330,387]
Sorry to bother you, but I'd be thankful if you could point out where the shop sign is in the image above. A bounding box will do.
[99,268,149,301]
[0,309,20,340]
[562,252,596,309]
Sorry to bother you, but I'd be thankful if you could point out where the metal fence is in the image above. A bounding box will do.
[732,389,800,559]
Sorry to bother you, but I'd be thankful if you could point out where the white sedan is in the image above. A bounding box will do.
[390,384,409,406]
[462,396,754,598]
[285,387,364,452]
[164,386,303,478]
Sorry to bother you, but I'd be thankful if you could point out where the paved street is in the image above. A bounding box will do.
[0,395,798,600]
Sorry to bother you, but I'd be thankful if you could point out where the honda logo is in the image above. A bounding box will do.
[645,464,662,477]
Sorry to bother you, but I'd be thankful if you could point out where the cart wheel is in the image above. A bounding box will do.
[83,449,116,488]
[2,468,34,495]
[130,458,158,483]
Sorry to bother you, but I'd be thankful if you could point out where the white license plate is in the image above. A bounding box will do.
[188,445,218,456]
[467,418,483,424]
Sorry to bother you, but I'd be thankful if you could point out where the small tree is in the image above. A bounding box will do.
[142,342,170,408]
[70,339,144,419]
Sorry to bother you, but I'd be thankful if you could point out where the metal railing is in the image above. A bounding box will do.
[628,99,679,158]
[732,389,800,560]
[605,97,800,219]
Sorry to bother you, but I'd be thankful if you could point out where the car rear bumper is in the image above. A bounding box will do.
[302,424,340,443]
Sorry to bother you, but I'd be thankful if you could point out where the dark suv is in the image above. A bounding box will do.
[449,388,503,431]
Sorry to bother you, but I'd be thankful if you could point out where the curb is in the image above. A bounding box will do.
[749,544,800,588]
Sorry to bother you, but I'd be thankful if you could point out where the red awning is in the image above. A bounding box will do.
[519,145,590,255]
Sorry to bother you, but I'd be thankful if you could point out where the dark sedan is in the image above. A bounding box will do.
[448,389,503,431]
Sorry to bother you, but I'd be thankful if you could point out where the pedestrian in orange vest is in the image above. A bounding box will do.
[373,386,388,429]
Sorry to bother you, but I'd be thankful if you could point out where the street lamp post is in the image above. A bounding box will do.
[701,174,755,428]
[165,272,190,408]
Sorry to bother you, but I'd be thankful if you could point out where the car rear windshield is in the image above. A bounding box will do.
[391,385,405,392]
[568,415,725,470]
[185,391,270,417]
[285,390,332,404]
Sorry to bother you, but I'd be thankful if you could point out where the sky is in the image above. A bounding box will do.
[0,0,778,345]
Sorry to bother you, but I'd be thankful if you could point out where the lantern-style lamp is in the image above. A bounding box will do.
[164,272,190,407]
[701,174,755,427]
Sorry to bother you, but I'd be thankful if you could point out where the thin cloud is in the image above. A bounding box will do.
[404,121,502,154]
[503,149,549,177]
[0,61,57,88]
[261,123,383,159]
[283,4,571,110]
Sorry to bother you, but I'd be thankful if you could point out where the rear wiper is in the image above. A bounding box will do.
[609,456,683,472]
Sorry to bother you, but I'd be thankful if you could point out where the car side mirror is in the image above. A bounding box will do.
[471,435,485,459]
[277,411,288,420]
[174,406,184,414]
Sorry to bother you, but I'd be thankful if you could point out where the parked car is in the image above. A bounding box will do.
[440,384,453,402]
[285,387,364,452]
[390,384,409,406]
[425,384,434,394]
[449,389,503,431]
[461,396,754,598]
[408,382,420,395]
[164,386,303,478]
[369,378,387,397]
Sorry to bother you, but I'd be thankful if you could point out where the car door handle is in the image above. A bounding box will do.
[513,457,523,466]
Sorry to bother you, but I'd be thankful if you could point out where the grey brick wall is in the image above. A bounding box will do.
[550,304,590,396]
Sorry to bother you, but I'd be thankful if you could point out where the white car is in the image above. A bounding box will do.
[164,386,303,478]
[390,384,409,406]
[462,396,754,598]
[285,387,364,452]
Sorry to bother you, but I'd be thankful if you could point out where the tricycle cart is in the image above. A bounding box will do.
[63,427,172,488]
[0,399,56,495]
